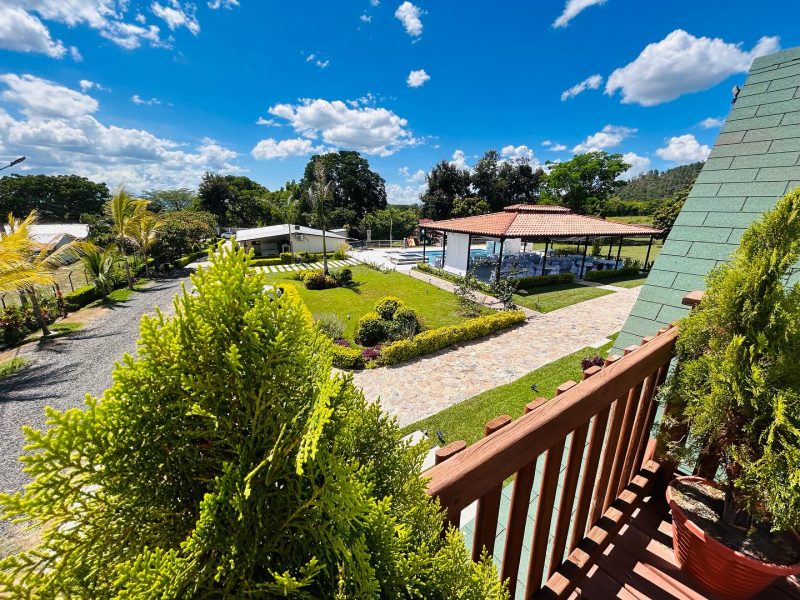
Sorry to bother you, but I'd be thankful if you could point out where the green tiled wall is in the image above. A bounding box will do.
[614,46,800,353]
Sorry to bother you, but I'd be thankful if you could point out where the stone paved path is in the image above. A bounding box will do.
[255,258,359,274]
[351,286,640,427]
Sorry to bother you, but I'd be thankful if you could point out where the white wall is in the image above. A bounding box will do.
[443,232,470,275]
[291,233,342,255]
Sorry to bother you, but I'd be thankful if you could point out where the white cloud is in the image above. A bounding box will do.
[387,182,425,204]
[606,30,780,106]
[360,14,372,23]
[656,134,710,164]
[399,166,426,184]
[79,79,109,92]
[69,45,82,61]
[0,75,240,192]
[699,116,724,129]
[561,74,603,101]
[151,1,200,35]
[395,2,423,38]
[501,144,537,164]
[207,0,239,8]
[251,137,324,160]
[572,125,636,153]
[305,53,330,69]
[371,0,380,5]
[544,141,568,151]
[256,117,280,126]
[0,7,66,58]
[450,149,468,170]
[0,74,98,118]
[407,69,430,88]
[267,98,416,157]
[553,0,606,28]
[620,152,651,180]
[131,94,162,106]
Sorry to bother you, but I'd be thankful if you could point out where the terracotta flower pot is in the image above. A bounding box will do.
[667,476,800,600]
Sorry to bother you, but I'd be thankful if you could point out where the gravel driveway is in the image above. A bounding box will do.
[0,269,194,502]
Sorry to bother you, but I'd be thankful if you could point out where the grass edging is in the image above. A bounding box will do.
[0,356,26,380]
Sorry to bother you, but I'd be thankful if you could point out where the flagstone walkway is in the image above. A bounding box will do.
[351,286,640,427]
[254,258,359,274]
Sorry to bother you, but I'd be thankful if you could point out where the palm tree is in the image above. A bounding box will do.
[106,187,147,289]
[308,158,334,275]
[127,207,161,277]
[77,243,122,299]
[2,211,77,336]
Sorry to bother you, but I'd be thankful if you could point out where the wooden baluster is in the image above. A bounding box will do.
[548,372,598,577]
[632,361,670,477]
[603,346,643,511]
[588,355,624,525]
[525,382,573,596]
[569,366,610,551]
[435,440,466,529]
[501,400,547,592]
[472,415,512,561]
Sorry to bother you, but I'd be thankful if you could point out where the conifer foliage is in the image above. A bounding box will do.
[0,243,507,599]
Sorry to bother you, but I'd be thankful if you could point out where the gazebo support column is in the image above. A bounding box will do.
[540,238,549,276]
[615,237,623,269]
[607,238,613,260]
[579,236,589,279]
[466,233,472,272]
[442,232,447,269]
[495,237,505,282]
[643,235,654,271]
[422,228,427,263]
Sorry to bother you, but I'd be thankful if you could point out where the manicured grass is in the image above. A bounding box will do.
[513,283,613,313]
[599,275,647,288]
[402,336,618,447]
[261,265,492,341]
[0,357,26,380]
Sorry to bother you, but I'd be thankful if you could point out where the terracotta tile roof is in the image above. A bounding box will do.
[503,204,570,213]
[425,205,662,238]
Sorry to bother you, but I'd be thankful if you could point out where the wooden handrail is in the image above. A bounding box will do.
[424,326,679,512]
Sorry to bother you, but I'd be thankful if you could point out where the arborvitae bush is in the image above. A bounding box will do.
[0,243,507,599]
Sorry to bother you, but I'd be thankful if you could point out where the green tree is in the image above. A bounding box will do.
[471,151,544,211]
[151,210,216,265]
[298,151,387,228]
[359,207,419,240]
[543,151,630,214]
[451,196,491,217]
[0,174,109,223]
[0,244,507,599]
[652,189,688,236]
[197,173,273,227]
[421,160,471,219]
[142,188,197,212]
[616,162,703,202]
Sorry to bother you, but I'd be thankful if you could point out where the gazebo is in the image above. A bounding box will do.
[421,204,663,282]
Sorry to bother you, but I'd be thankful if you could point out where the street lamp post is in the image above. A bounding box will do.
[0,157,26,171]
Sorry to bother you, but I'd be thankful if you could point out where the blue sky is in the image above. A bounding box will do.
[0,0,797,204]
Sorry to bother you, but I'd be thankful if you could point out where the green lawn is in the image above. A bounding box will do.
[513,283,613,313]
[591,275,647,289]
[261,265,492,341]
[402,336,617,447]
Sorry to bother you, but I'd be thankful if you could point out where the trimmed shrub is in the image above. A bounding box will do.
[515,273,575,289]
[331,343,364,369]
[355,311,388,346]
[250,257,283,267]
[374,296,404,320]
[583,266,640,282]
[391,306,421,339]
[332,267,352,286]
[64,285,100,311]
[173,249,208,269]
[378,310,526,366]
[301,270,337,290]
[279,252,295,264]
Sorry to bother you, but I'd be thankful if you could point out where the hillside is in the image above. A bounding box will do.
[616,162,703,201]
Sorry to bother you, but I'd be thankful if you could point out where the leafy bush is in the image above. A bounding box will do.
[375,295,404,320]
[415,263,494,294]
[315,312,345,340]
[583,266,640,282]
[332,267,353,286]
[0,294,64,348]
[279,251,295,264]
[301,270,337,290]
[172,249,208,269]
[392,306,421,339]
[581,355,605,370]
[63,284,100,311]
[355,311,388,346]
[379,310,526,366]
[0,243,507,599]
[249,257,283,267]
[515,273,575,289]
[361,345,382,363]
[331,343,364,369]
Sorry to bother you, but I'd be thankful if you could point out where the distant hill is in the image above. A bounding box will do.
[616,162,704,201]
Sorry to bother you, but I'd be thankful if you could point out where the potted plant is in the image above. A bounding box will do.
[660,189,800,600]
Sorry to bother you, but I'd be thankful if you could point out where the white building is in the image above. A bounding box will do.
[235,224,347,257]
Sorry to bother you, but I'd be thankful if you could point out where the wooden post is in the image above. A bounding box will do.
[579,236,589,279]
[615,237,623,268]
[540,238,549,276]
[435,440,466,465]
[472,415,512,561]
[643,235,654,271]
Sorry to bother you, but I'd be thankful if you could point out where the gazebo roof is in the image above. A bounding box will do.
[424,205,662,239]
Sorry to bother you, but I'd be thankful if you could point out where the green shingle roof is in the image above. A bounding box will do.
[614,46,800,353]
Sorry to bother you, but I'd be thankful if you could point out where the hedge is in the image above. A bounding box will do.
[514,272,575,289]
[413,264,494,294]
[377,310,526,366]
[173,249,208,269]
[64,285,100,311]
[584,266,641,282]
[331,344,364,369]
[250,257,283,267]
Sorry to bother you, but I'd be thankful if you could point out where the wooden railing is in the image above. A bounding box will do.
[424,323,680,599]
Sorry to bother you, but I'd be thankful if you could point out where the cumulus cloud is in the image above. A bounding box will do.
[501,144,539,165]
[0,74,239,191]
[151,1,200,35]
[572,125,636,153]
[606,30,780,106]
[543,140,568,152]
[0,7,66,58]
[388,166,427,204]
[251,138,325,160]
[399,166,426,184]
[450,149,468,170]
[553,0,606,28]
[561,74,603,101]
[131,94,162,106]
[207,0,239,8]
[407,69,430,88]
[620,152,651,180]
[656,134,711,164]
[267,98,416,157]
[395,2,423,38]
[360,14,372,23]
[256,117,280,126]
[699,116,724,129]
